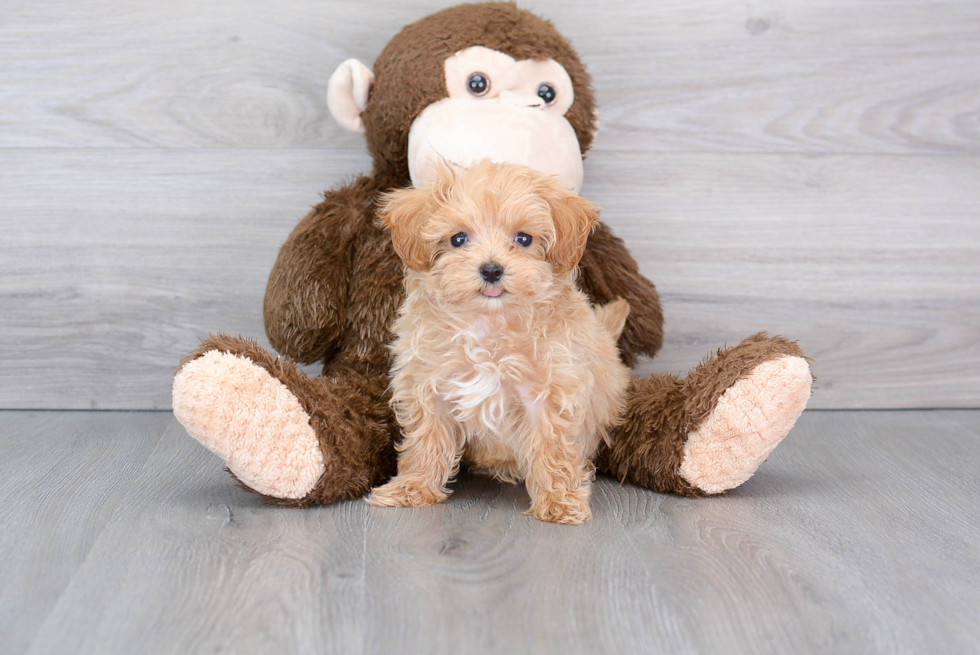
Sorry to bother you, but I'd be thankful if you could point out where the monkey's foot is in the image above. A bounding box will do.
[678,355,812,494]
[173,349,325,500]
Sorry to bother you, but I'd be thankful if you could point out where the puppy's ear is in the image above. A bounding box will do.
[377,186,437,272]
[538,178,599,276]
[378,165,457,272]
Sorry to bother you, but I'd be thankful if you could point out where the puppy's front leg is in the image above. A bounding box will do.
[524,421,595,524]
[367,406,459,508]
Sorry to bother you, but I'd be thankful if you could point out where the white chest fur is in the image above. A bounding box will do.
[437,316,537,436]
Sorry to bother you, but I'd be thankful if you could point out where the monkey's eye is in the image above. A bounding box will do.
[536,83,557,105]
[466,73,490,97]
[515,232,533,247]
[450,232,468,247]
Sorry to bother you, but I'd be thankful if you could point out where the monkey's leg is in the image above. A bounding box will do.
[172,334,397,506]
[597,333,812,496]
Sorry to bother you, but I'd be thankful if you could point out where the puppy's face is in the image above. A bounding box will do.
[378,160,598,312]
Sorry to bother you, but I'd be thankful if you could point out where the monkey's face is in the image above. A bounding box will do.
[327,5,597,190]
[406,47,583,194]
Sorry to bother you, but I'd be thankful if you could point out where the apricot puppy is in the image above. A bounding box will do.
[368,160,630,524]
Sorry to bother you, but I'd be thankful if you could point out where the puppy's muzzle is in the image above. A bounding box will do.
[479,262,504,283]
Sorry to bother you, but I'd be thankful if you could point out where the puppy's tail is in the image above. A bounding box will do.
[594,298,630,340]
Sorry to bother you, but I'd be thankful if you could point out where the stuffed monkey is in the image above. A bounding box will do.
[172,2,812,508]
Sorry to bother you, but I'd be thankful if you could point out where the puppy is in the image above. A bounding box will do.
[368,160,631,524]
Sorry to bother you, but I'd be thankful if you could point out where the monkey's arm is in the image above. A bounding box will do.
[264,176,377,364]
[577,221,664,367]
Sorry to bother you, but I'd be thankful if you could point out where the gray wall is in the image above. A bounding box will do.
[2,0,978,410]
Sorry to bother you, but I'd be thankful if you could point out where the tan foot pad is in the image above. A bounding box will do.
[172,351,325,499]
[679,355,812,494]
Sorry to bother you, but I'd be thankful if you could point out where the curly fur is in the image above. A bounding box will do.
[172,3,811,507]
[368,161,631,524]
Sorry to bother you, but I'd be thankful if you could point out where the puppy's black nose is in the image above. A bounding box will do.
[480,263,504,283]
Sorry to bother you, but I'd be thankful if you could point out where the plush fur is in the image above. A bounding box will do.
[172,2,813,508]
[177,333,398,506]
[173,349,325,499]
[595,333,811,497]
[363,2,597,187]
[367,161,631,524]
[679,355,812,493]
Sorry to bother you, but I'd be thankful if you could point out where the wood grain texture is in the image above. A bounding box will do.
[0,149,371,409]
[3,409,979,653]
[1,0,977,153]
[947,410,980,440]
[2,149,977,409]
[0,411,171,654]
[1,0,979,409]
[597,152,980,408]
[21,417,369,654]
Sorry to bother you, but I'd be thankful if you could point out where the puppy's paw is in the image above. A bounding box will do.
[367,476,448,508]
[528,491,592,525]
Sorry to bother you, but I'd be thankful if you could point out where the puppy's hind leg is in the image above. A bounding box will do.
[367,400,460,508]
[594,298,630,340]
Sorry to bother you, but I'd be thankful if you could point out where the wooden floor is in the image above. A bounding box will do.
[2,410,978,654]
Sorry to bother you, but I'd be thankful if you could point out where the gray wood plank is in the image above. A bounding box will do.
[5,410,980,654]
[22,418,368,655]
[2,149,977,409]
[595,152,980,408]
[631,410,980,654]
[0,411,171,654]
[2,0,978,410]
[357,468,680,653]
[0,148,371,410]
[1,0,977,154]
[356,410,980,654]
[947,410,980,440]
[590,2,980,155]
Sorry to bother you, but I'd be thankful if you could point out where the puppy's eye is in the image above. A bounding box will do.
[466,73,490,97]
[515,232,533,247]
[450,232,468,247]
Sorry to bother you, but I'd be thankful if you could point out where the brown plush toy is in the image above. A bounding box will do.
[172,2,812,508]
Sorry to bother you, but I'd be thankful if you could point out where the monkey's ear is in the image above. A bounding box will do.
[327,59,375,133]
[539,179,599,276]
[377,186,437,272]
